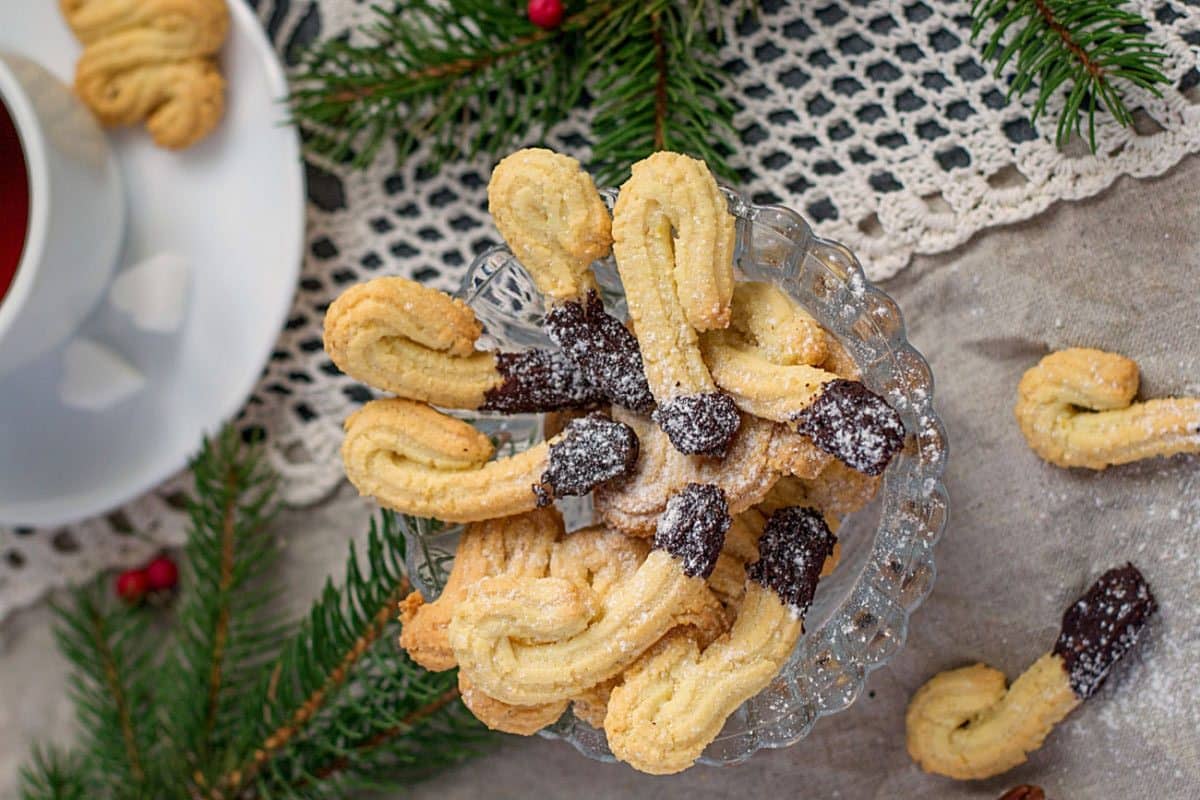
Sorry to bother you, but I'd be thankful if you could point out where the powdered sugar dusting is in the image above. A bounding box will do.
[792,379,905,475]
[652,483,730,578]
[652,392,742,456]
[747,506,836,615]
[1036,457,1200,789]
[537,413,639,501]
[1053,564,1157,700]
[483,348,602,413]
[544,290,656,413]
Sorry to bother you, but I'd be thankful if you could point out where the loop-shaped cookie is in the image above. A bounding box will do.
[63,0,229,149]
[401,512,669,735]
[488,148,611,302]
[458,672,568,736]
[454,523,649,736]
[704,511,767,611]
[593,408,781,537]
[767,427,835,480]
[1015,348,1200,470]
[702,329,905,475]
[342,399,638,523]
[766,462,882,519]
[820,335,861,380]
[398,507,562,671]
[568,677,619,730]
[324,276,599,413]
[612,152,740,456]
[489,149,656,413]
[567,600,731,731]
[605,506,837,775]
[730,281,827,366]
[906,564,1156,780]
[700,328,836,420]
[61,0,228,47]
[449,484,730,706]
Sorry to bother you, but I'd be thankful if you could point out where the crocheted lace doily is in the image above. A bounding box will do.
[2,0,1197,621]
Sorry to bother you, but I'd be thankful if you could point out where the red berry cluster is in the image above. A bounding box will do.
[115,554,179,605]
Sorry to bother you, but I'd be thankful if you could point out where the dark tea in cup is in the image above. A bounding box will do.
[0,97,30,302]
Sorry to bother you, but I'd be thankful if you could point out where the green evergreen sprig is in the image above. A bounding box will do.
[215,512,488,799]
[50,584,161,798]
[293,0,1176,177]
[17,746,90,800]
[159,428,280,788]
[971,0,1170,149]
[288,0,735,183]
[17,430,489,800]
[588,5,736,184]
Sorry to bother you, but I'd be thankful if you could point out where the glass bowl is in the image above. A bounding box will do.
[399,187,949,767]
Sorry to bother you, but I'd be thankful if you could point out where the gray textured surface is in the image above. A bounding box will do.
[2,158,1198,799]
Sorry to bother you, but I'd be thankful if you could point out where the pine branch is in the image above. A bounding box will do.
[290,0,599,169]
[290,1,737,182]
[288,686,461,793]
[971,0,1170,150]
[17,746,90,800]
[18,435,489,800]
[653,15,669,150]
[160,428,280,791]
[277,644,487,795]
[213,512,489,799]
[51,584,160,798]
[93,607,144,784]
[588,2,736,184]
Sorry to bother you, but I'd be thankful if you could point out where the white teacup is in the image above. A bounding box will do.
[0,52,125,377]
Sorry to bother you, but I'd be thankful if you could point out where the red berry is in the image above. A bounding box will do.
[144,555,179,591]
[116,569,150,604]
[528,0,564,30]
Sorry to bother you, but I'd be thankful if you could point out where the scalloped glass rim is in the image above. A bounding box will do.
[399,186,949,768]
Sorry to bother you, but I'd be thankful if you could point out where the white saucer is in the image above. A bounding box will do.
[0,2,304,526]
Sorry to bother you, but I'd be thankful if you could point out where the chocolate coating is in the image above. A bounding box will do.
[545,291,656,414]
[536,412,639,503]
[791,379,905,475]
[747,506,836,614]
[652,484,730,578]
[1053,563,1157,700]
[652,393,742,457]
[482,348,604,413]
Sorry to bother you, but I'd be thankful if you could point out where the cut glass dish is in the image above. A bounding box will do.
[399,187,949,766]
